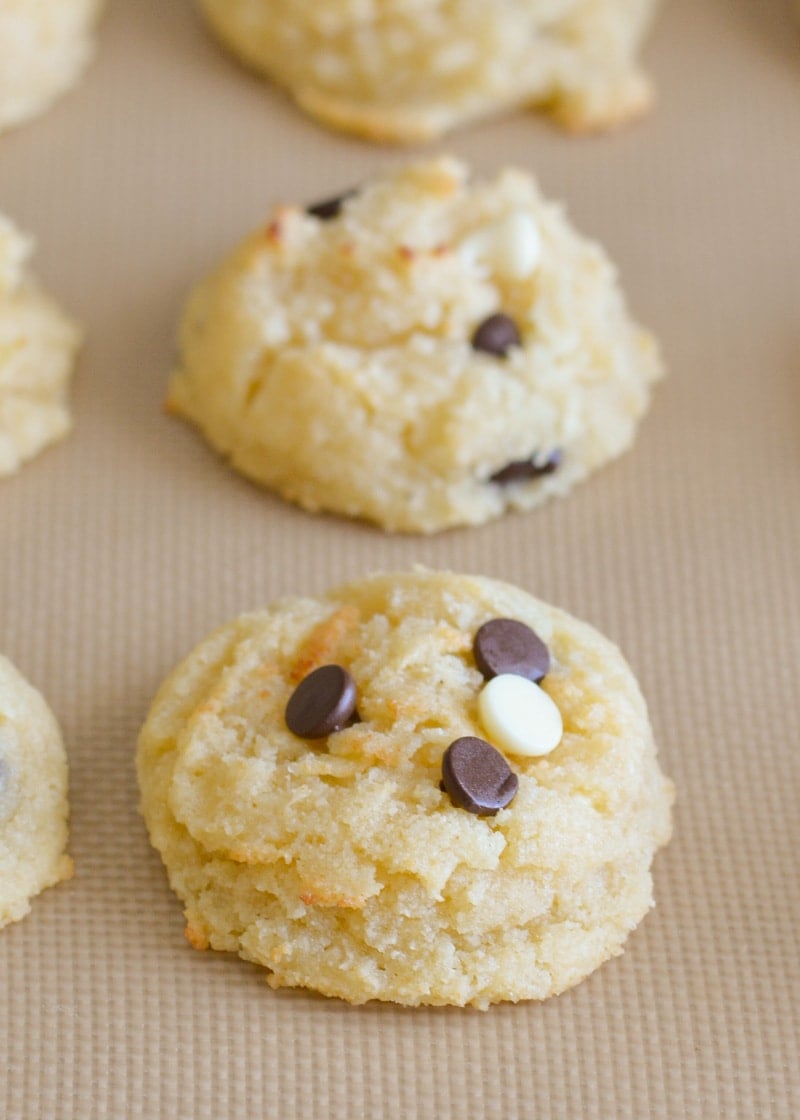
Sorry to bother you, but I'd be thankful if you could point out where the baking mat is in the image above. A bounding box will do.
[1,0,799,1116]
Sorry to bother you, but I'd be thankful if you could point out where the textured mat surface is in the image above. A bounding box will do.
[1,0,799,1116]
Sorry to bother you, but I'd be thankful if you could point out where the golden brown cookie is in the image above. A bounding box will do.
[196,0,659,142]
[169,158,662,533]
[0,0,103,133]
[137,569,673,1007]
[0,213,82,477]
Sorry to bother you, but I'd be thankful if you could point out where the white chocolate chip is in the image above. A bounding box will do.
[478,674,563,758]
[496,212,542,279]
[459,212,541,280]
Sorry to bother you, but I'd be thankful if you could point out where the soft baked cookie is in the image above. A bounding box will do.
[0,213,82,477]
[0,0,103,133]
[0,654,72,929]
[169,158,662,533]
[137,569,673,1008]
[195,0,659,141]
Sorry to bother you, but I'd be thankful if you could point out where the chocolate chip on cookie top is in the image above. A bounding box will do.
[306,190,356,221]
[471,313,521,357]
[490,448,562,485]
[441,737,518,816]
[473,618,550,683]
[285,664,358,739]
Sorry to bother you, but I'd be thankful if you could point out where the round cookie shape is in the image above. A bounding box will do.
[0,214,82,477]
[169,158,663,533]
[0,1,103,133]
[0,654,72,930]
[137,569,674,1008]
[195,0,660,142]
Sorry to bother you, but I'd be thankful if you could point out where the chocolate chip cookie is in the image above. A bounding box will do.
[168,158,663,532]
[137,569,673,1007]
[195,0,659,142]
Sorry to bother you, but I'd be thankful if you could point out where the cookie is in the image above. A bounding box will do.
[0,0,103,133]
[168,158,662,533]
[0,654,72,930]
[195,0,659,142]
[0,213,82,477]
[137,569,673,1008]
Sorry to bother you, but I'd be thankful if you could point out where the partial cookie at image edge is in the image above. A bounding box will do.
[0,654,72,930]
[0,0,104,134]
[195,0,660,143]
[0,212,82,478]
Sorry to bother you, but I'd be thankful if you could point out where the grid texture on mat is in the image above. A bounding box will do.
[1,0,799,1116]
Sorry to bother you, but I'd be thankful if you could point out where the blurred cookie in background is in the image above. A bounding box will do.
[0,654,72,930]
[0,213,82,477]
[168,158,663,533]
[195,0,660,142]
[0,0,104,133]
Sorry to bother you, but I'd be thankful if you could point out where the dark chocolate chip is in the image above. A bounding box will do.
[307,190,356,221]
[473,618,550,683]
[490,448,562,485]
[441,737,518,816]
[471,313,521,358]
[285,664,358,739]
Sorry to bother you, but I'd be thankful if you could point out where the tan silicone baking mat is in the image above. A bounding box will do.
[1,0,799,1116]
